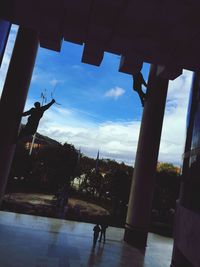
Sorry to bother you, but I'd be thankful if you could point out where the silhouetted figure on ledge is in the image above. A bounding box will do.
[18,99,55,140]
[132,71,148,107]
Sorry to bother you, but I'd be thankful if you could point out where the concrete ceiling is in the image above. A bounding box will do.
[1,0,200,79]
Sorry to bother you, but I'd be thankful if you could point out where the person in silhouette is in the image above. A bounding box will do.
[56,183,69,218]
[98,222,108,243]
[93,224,101,249]
[18,99,55,140]
[132,71,148,107]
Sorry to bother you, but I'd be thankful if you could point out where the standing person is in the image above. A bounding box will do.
[18,99,55,140]
[132,71,148,107]
[57,183,69,218]
[93,224,101,249]
[99,222,108,243]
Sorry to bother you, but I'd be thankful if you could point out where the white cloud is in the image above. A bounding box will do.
[34,70,193,167]
[104,86,125,99]
[49,79,63,87]
[38,113,140,166]
[32,74,38,82]
[158,70,193,166]
[71,65,84,71]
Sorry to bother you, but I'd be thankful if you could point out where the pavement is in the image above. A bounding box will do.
[0,211,173,267]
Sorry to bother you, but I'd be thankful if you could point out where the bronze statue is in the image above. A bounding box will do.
[132,72,148,107]
[18,99,55,139]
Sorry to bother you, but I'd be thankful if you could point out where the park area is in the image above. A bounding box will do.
[1,133,181,233]
[2,193,109,224]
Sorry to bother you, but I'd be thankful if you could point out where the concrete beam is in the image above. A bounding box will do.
[82,43,104,66]
[119,55,143,75]
[156,65,183,80]
[63,0,92,44]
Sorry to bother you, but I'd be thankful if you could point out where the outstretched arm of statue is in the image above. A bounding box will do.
[42,99,55,111]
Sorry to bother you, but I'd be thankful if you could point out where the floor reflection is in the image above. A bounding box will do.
[0,211,173,267]
[87,243,105,266]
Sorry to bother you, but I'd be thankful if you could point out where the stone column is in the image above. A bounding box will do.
[171,72,200,267]
[0,20,11,66]
[0,27,38,201]
[124,65,169,248]
[179,72,199,207]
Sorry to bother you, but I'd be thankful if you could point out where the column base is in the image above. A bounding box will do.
[124,224,148,249]
[171,246,194,267]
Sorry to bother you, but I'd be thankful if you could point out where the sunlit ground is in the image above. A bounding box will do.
[3,193,109,222]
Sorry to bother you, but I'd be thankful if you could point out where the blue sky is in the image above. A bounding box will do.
[0,25,193,166]
[31,41,150,122]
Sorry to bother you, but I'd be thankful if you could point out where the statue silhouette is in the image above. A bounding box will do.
[132,72,148,107]
[18,99,55,140]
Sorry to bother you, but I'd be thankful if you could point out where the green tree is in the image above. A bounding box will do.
[37,143,78,191]
[152,162,181,223]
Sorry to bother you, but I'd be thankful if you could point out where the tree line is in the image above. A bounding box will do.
[7,136,181,227]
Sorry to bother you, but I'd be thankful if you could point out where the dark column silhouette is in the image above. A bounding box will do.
[171,72,200,267]
[124,65,169,248]
[0,27,38,202]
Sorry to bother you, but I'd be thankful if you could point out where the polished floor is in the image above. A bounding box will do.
[0,211,173,267]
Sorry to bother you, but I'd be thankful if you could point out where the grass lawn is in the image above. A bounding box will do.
[2,192,110,223]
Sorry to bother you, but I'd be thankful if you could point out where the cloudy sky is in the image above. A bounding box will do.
[0,25,193,166]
